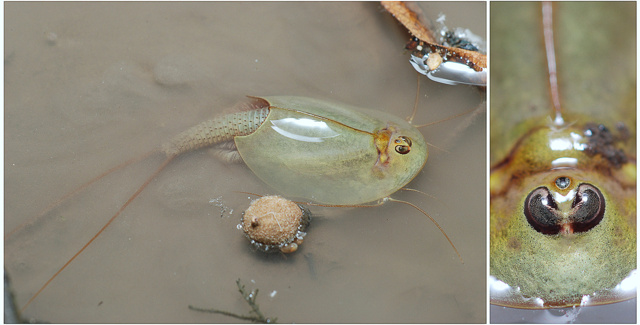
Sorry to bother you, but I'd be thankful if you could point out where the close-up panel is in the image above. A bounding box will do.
[490,1,636,323]
[4,2,486,323]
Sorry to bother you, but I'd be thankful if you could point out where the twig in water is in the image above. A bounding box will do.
[189,279,277,323]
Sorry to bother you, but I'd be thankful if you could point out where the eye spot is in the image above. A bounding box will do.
[395,145,410,154]
[555,176,571,189]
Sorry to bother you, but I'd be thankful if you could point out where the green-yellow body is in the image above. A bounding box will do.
[491,2,636,308]
[164,96,428,205]
[235,96,427,205]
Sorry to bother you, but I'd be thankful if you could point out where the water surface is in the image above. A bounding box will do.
[5,2,486,323]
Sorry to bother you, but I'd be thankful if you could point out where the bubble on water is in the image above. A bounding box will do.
[209,196,232,218]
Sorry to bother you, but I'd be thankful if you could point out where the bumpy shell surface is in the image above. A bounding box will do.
[240,196,310,253]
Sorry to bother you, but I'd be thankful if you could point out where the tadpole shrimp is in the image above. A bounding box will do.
[490,1,636,317]
[13,77,481,307]
[5,2,486,323]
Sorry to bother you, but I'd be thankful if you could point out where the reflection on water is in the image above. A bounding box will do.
[5,2,485,323]
[490,298,637,324]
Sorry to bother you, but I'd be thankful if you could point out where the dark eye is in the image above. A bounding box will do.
[569,183,605,233]
[394,136,412,154]
[524,183,606,235]
[524,187,561,234]
[395,145,410,154]
[555,176,571,189]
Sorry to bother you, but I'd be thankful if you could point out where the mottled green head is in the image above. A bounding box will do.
[371,118,429,191]
[490,123,636,308]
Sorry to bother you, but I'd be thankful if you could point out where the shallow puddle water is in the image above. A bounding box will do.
[5,2,486,323]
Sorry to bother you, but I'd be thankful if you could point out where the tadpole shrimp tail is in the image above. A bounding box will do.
[161,97,270,157]
[20,98,272,312]
[20,155,176,313]
[4,149,158,240]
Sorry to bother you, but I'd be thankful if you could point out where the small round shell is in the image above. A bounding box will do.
[240,196,311,253]
[426,52,443,70]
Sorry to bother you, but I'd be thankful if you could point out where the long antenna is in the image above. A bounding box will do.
[407,73,421,124]
[542,1,564,126]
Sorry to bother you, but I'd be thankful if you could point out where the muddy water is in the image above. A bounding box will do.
[5,2,485,323]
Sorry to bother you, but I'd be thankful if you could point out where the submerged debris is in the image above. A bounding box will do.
[381,1,486,86]
[5,271,23,324]
[189,279,277,323]
[583,122,629,168]
[435,14,486,53]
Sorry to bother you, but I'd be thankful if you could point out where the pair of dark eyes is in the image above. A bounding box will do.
[394,136,412,154]
[524,183,605,235]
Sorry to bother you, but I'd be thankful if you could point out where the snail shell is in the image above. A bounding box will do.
[239,195,311,253]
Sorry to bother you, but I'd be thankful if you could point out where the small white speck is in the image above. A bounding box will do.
[45,32,57,45]
[269,290,277,298]
[255,59,259,63]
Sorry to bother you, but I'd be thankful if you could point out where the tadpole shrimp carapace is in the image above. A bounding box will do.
[490,1,636,313]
